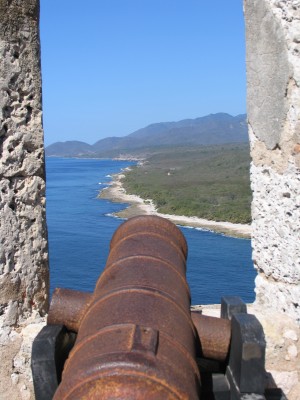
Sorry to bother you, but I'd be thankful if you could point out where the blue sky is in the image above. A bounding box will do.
[40,0,246,146]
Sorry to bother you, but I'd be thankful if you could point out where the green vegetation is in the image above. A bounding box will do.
[122,144,252,224]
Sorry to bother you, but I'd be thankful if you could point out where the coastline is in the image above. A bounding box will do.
[99,170,252,239]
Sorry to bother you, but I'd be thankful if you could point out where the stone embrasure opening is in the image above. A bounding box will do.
[0,0,300,398]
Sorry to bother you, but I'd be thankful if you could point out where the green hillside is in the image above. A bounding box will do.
[121,144,252,224]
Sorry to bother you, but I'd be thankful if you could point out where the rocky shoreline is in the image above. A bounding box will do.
[99,170,252,239]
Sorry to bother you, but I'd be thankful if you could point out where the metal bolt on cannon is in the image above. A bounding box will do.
[32,216,284,400]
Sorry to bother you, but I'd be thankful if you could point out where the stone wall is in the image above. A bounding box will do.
[0,1,48,398]
[244,0,300,323]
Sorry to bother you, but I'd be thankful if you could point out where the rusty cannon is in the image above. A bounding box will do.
[32,216,281,400]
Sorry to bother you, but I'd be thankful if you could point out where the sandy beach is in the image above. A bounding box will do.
[99,170,252,239]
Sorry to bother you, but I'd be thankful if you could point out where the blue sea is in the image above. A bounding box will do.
[46,157,256,305]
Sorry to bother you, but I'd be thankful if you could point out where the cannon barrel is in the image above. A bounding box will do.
[53,215,201,400]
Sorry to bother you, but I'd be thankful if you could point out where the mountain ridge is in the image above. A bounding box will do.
[46,112,248,157]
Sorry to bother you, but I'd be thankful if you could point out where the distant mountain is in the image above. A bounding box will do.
[45,113,248,157]
[45,141,94,157]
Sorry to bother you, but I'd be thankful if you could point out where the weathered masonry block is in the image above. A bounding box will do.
[0,0,48,397]
[244,0,300,323]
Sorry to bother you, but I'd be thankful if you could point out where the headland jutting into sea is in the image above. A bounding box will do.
[99,167,251,239]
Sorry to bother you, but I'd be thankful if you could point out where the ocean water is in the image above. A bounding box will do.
[46,157,256,305]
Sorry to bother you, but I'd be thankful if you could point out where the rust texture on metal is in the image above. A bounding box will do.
[191,312,231,362]
[54,215,201,400]
[48,288,93,332]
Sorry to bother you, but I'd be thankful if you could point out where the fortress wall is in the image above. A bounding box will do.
[0,1,48,397]
[0,0,48,330]
[244,0,300,323]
